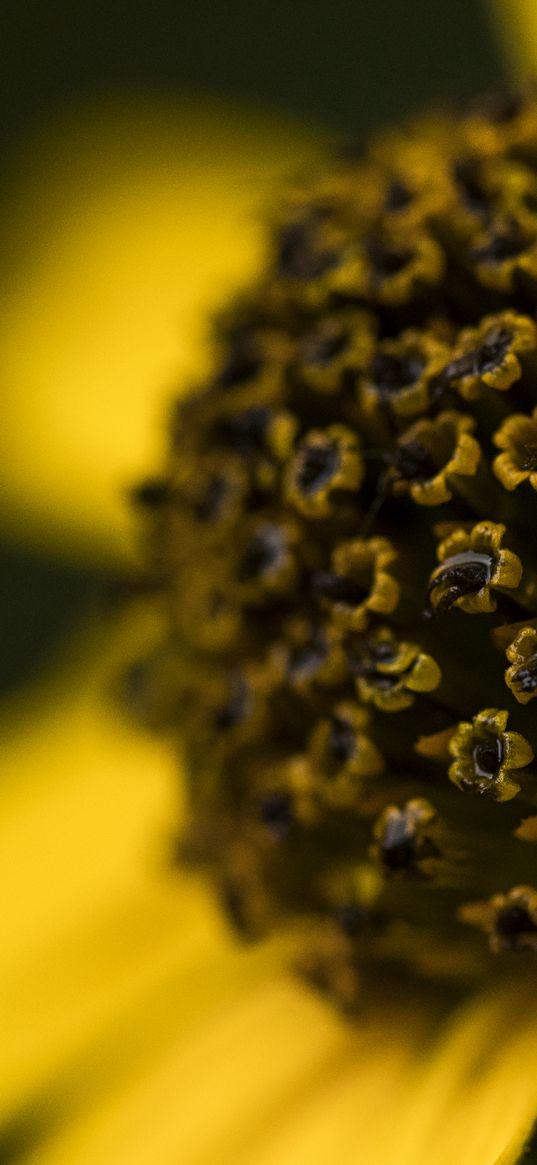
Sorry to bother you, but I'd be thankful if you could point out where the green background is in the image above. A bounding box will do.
[0,0,503,696]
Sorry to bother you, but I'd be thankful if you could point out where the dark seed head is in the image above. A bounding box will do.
[136,86,537,1014]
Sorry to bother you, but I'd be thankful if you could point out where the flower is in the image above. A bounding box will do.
[459,885,537,953]
[284,425,364,517]
[313,536,399,631]
[426,521,522,615]
[387,410,482,506]
[505,624,537,702]
[347,624,441,712]
[448,707,533,801]
[152,84,537,1034]
[7,78,537,1165]
[493,407,537,491]
[441,310,537,399]
[358,327,449,424]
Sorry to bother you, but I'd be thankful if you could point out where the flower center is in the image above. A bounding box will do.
[314,571,370,609]
[443,327,512,382]
[278,219,339,280]
[217,334,263,389]
[511,654,537,694]
[288,633,328,683]
[384,179,412,212]
[194,475,229,522]
[239,525,286,582]
[453,157,490,213]
[217,406,271,453]
[369,351,425,394]
[427,550,492,613]
[473,221,531,265]
[214,674,251,731]
[496,903,537,937]
[259,791,294,839]
[301,327,349,367]
[145,86,537,1013]
[366,238,413,279]
[296,441,340,495]
[326,715,357,764]
[472,737,504,780]
[515,440,537,471]
[393,438,438,482]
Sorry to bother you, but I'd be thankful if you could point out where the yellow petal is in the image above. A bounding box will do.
[0,96,322,569]
[490,0,537,75]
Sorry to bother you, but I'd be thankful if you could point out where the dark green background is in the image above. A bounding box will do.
[0,0,503,697]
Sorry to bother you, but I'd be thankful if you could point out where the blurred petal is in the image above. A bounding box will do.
[2,605,537,1164]
[488,1,537,75]
[0,96,322,568]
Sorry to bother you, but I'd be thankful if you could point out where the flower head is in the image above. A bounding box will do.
[131,86,537,1018]
[10,73,537,1165]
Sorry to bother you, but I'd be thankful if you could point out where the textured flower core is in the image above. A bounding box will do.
[136,88,537,1011]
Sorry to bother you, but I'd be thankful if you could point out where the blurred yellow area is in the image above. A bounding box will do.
[490,0,537,76]
[0,96,322,569]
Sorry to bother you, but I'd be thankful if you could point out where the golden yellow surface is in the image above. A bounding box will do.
[0,97,322,568]
[491,0,537,76]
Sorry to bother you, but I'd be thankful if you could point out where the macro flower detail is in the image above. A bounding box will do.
[493,406,537,490]
[135,87,537,1018]
[307,701,384,791]
[330,227,445,307]
[426,520,522,614]
[314,536,399,631]
[346,624,441,712]
[279,616,347,693]
[505,625,537,703]
[171,450,249,540]
[387,410,481,505]
[284,424,363,517]
[371,798,440,874]
[236,516,301,601]
[294,308,377,395]
[18,76,537,1165]
[439,310,537,398]
[460,885,537,953]
[448,708,533,801]
[358,327,448,425]
[469,215,537,293]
